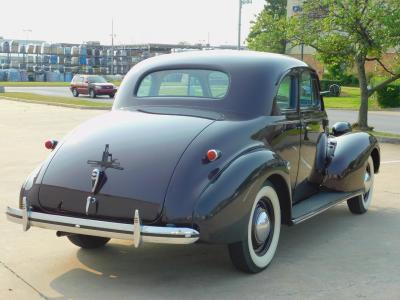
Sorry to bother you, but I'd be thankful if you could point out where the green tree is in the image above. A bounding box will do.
[247,0,288,54]
[288,0,400,130]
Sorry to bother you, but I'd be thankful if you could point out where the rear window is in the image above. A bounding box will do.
[136,69,229,99]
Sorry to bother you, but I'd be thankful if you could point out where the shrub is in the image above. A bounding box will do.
[376,84,400,108]
[323,71,359,87]
[340,74,359,87]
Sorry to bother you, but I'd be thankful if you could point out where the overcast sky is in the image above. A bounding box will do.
[1,0,265,46]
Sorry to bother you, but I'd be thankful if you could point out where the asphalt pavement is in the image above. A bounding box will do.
[4,86,400,134]
[1,100,400,299]
[6,86,73,98]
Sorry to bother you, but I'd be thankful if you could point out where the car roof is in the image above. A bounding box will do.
[114,50,311,118]
[137,50,308,71]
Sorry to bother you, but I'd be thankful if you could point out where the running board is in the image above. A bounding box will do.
[291,191,362,225]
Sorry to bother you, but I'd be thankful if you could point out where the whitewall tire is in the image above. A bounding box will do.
[347,156,375,214]
[228,181,281,273]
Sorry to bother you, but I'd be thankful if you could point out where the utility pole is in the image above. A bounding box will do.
[238,0,252,50]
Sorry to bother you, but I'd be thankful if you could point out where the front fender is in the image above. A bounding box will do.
[192,149,290,244]
[323,132,379,192]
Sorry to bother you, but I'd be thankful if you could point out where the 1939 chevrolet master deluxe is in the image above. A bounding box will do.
[6,51,380,273]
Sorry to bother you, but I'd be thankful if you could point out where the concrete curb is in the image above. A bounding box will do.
[0,97,111,111]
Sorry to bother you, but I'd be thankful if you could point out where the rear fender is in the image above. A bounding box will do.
[322,132,379,192]
[192,149,291,244]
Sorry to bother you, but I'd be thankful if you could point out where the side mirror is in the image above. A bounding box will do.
[332,122,352,137]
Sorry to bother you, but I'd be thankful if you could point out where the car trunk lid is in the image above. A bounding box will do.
[38,110,213,222]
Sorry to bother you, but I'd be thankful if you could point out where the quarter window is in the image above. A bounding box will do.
[276,76,294,110]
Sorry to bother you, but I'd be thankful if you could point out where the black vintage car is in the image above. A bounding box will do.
[7,51,380,273]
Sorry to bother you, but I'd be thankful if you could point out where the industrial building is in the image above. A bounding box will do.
[0,37,213,82]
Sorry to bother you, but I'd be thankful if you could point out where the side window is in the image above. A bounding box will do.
[276,76,294,110]
[300,71,320,108]
[209,71,229,98]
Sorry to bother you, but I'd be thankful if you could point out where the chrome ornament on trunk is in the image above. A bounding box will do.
[87,144,124,195]
[86,144,124,215]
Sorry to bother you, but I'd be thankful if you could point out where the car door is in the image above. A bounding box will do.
[82,76,90,94]
[77,76,87,94]
[269,73,301,192]
[294,69,328,202]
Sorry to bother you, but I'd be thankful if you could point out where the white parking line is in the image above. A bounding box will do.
[381,160,400,164]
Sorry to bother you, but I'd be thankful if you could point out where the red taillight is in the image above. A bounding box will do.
[44,140,58,150]
[206,149,220,162]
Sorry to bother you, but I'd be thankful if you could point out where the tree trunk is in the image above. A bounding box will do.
[356,56,369,130]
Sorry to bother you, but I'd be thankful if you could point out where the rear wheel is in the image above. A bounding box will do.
[347,156,375,214]
[109,93,115,98]
[72,88,79,97]
[89,89,96,98]
[67,234,110,249]
[228,182,281,273]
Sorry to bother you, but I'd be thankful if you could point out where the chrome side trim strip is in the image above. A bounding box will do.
[6,206,200,245]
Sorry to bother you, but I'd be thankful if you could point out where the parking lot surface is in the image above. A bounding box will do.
[1,100,399,299]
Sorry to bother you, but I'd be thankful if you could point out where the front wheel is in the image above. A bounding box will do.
[67,234,110,249]
[228,182,281,273]
[89,89,96,98]
[109,93,115,98]
[347,156,375,214]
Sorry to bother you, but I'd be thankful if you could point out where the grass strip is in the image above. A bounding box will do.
[0,92,111,109]
[324,87,380,110]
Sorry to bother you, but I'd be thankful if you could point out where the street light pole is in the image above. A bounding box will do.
[111,19,115,75]
[238,0,252,50]
[238,0,242,50]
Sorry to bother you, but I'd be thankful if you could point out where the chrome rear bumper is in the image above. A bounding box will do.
[6,200,199,247]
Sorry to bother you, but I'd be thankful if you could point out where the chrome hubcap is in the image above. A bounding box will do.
[364,169,372,193]
[254,210,271,244]
[251,198,275,256]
